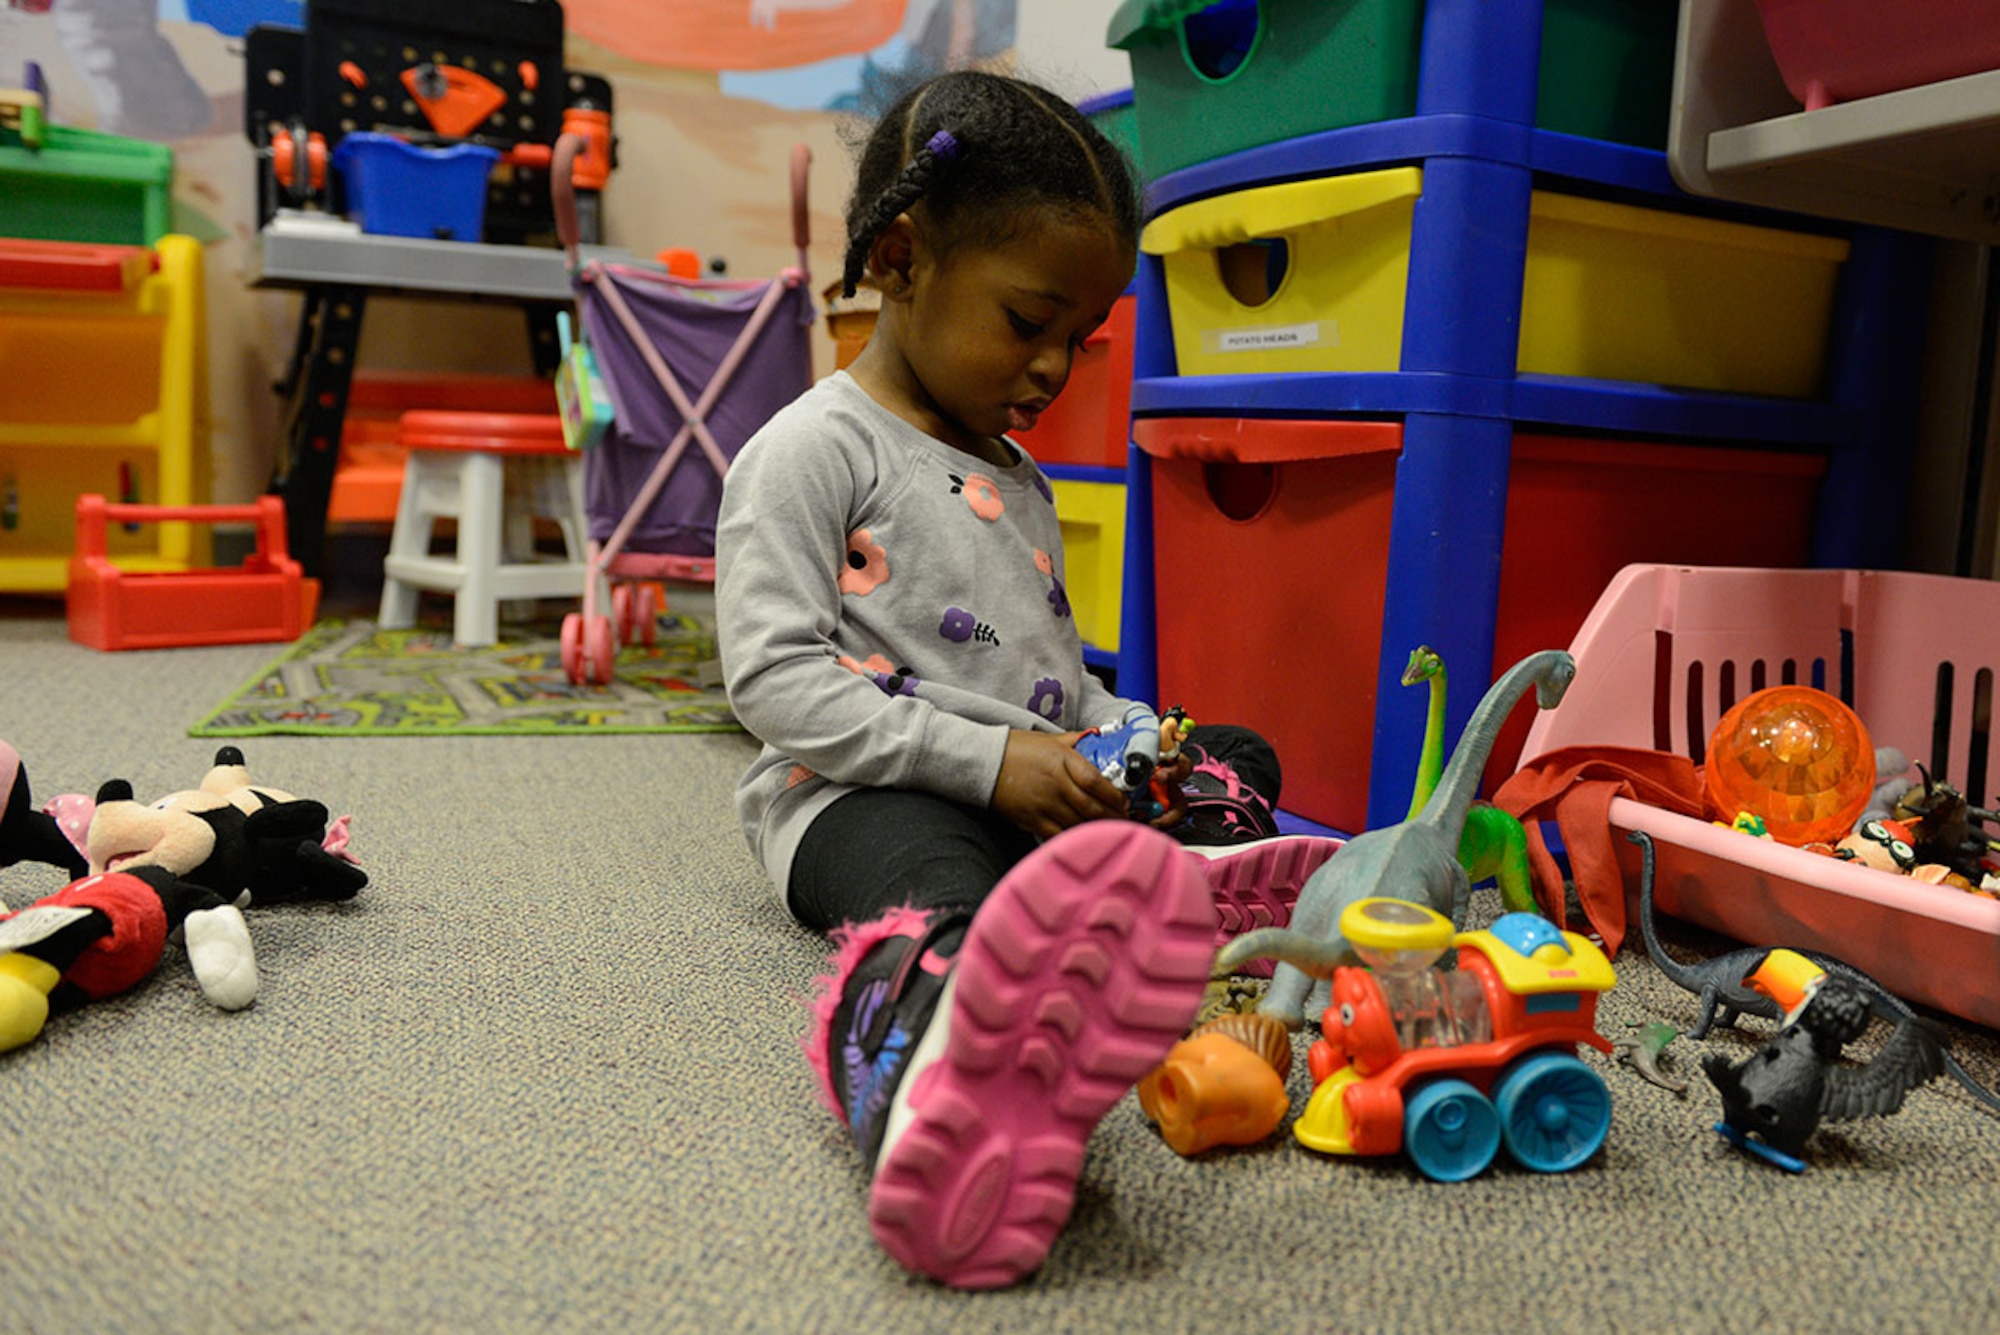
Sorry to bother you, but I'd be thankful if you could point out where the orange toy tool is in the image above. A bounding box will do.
[400,62,507,140]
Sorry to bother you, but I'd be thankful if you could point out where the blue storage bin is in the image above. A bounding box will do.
[330,134,500,242]
[186,0,303,37]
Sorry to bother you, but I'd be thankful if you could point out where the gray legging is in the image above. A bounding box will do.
[785,724,1279,933]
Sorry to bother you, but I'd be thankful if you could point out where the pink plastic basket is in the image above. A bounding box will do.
[1521,563,2000,1028]
[1753,0,2000,110]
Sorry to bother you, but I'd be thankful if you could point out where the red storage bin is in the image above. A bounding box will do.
[1139,416,1826,834]
[1012,293,1135,469]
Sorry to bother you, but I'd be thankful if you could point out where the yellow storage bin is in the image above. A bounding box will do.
[1144,168,1423,379]
[1143,168,1851,396]
[1051,477,1125,654]
[1519,195,1848,396]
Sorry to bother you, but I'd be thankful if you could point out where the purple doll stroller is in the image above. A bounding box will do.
[550,134,814,684]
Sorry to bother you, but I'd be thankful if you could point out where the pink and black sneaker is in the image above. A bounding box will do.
[806,821,1217,1289]
[1184,835,1343,978]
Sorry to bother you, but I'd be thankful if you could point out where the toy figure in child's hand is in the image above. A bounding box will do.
[86,746,367,907]
[1074,705,1200,826]
[1073,702,1166,798]
[0,739,86,880]
[0,862,259,1052]
[1704,956,1946,1173]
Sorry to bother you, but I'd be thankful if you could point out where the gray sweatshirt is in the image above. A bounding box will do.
[715,371,1139,903]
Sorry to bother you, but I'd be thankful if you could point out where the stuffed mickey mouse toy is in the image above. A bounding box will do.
[0,744,365,1053]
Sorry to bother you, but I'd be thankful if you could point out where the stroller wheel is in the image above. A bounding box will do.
[560,612,586,684]
[633,583,661,646]
[612,583,634,645]
[612,582,662,647]
[585,615,618,685]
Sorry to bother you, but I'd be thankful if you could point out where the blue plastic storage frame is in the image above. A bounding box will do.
[1117,0,1930,833]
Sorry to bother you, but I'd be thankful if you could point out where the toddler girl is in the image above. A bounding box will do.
[715,69,1335,1290]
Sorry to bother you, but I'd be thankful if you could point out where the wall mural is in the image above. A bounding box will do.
[5,0,1028,139]
[0,0,1119,503]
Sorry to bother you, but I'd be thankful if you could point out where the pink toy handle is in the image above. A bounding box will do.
[74,494,292,563]
[791,142,812,264]
[552,131,587,269]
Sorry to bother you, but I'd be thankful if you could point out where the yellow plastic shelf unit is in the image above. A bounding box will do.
[0,234,210,593]
[1144,167,1851,396]
[1050,476,1125,655]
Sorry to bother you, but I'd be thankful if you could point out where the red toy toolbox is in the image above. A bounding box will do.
[1138,416,1825,834]
[1012,292,1136,469]
[1523,564,2000,1029]
[67,495,320,650]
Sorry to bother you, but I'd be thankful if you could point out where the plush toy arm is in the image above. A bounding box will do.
[242,798,333,843]
[242,800,368,903]
[0,742,88,878]
[183,905,257,1010]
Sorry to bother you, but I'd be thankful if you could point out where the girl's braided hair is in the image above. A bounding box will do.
[840,70,1141,298]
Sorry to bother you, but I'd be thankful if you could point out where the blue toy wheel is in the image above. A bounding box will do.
[1403,1079,1500,1182]
[1494,1052,1611,1173]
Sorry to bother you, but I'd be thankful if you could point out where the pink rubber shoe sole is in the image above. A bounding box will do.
[1190,835,1343,978]
[866,821,1217,1290]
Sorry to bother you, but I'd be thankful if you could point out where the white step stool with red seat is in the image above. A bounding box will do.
[377,410,592,647]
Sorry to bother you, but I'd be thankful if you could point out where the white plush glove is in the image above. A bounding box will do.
[183,904,257,1011]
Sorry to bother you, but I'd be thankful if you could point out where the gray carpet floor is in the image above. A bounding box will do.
[6,593,2000,1334]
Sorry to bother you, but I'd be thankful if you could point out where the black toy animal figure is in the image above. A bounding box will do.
[1703,962,1945,1172]
[1628,829,2000,1117]
[1890,765,1997,881]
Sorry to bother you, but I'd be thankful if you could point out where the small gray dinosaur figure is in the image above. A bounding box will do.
[1215,649,1576,1029]
[1629,828,2000,1118]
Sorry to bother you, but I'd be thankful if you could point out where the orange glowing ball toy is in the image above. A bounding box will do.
[1704,685,1876,846]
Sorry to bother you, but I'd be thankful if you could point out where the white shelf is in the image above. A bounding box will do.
[1669,0,2000,243]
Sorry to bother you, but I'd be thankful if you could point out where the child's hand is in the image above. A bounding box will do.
[993,729,1130,840]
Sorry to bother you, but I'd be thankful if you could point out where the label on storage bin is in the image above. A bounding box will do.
[1205,321,1329,354]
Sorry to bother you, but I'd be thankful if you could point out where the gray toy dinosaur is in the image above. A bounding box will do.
[1215,649,1576,1028]
[1629,827,2000,1117]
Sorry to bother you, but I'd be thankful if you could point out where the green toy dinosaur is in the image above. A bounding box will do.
[1402,646,1539,916]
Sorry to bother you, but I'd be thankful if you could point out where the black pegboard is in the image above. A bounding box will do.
[243,0,609,244]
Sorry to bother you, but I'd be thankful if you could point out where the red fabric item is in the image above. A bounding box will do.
[1490,746,1711,957]
[41,872,169,999]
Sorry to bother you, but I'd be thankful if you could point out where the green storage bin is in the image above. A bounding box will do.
[1078,87,1148,183]
[1108,0,1679,182]
[1538,0,1681,151]
[0,123,174,245]
[1109,0,1423,183]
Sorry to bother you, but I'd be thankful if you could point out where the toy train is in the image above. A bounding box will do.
[1293,898,1616,1181]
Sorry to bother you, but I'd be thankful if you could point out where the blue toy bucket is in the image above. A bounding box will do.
[331,133,501,242]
